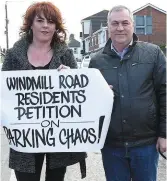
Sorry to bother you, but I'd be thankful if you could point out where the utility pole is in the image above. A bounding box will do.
[5,1,9,50]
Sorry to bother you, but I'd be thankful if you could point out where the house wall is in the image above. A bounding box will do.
[134,7,166,45]
[85,39,90,53]
[89,28,108,52]
[81,20,91,35]
[89,34,99,51]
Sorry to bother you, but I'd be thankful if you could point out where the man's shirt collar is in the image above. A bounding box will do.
[111,39,133,59]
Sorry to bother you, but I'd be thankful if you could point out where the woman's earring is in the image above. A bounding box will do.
[28,29,32,36]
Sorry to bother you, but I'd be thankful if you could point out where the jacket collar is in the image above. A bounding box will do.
[11,36,68,69]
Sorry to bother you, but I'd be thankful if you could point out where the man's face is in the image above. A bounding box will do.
[108,9,134,46]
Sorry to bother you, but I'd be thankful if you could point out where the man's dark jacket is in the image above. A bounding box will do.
[89,34,166,147]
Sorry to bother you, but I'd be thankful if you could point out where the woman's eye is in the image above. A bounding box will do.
[48,20,54,23]
[37,19,43,22]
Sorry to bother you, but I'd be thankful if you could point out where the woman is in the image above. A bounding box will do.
[2,2,86,181]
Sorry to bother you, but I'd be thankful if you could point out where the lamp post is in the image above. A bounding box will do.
[5,2,9,50]
[4,0,25,49]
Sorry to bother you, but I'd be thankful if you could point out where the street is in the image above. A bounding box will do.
[0,63,166,181]
[1,127,166,181]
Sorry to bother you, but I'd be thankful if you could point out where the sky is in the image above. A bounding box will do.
[0,0,166,49]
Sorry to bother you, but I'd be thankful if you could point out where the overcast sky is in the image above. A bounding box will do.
[0,0,166,49]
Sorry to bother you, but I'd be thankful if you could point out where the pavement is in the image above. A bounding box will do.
[0,127,166,181]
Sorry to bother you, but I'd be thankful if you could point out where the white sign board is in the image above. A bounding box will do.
[1,69,113,152]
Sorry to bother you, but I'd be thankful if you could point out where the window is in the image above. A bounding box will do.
[74,48,78,54]
[98,33,101,44]
[92,37,94,46]
[136,28,145,34]
[89,39,92,47]
[94,37,96,45]
[136,16,144,26]
[101,31,105,43]
[95,36,98,45]
[89,41,91,48]
[134,15,152,35]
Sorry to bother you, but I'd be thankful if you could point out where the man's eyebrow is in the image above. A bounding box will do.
[122,20,129,22]
[111,20,121,23]
[111,20,129,23]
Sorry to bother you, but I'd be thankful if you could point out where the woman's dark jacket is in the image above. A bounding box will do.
[2,37,86,177]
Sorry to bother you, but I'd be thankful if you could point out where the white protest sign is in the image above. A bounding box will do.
[1,68,114,152]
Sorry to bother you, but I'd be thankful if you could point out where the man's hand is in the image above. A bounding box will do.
[57,64,70,71]
[109,85,113,89]
[109,85,119,96]
[156,137,166,153]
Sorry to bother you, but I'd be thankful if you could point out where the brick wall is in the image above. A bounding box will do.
[89,34,100,52]
[134,6,166,45]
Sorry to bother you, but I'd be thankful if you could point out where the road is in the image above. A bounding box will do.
[0,62,166,181]
[1,128,166,181]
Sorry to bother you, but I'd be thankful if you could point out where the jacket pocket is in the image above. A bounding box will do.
[147,99,156,129]
[130,97,156,134]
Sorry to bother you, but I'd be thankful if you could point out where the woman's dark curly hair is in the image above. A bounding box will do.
[20,1,67,46]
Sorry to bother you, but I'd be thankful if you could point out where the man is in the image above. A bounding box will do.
[89,5,166,181]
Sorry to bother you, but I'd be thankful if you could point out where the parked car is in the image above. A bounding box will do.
[77,62,82,68]
[81,55,91,68]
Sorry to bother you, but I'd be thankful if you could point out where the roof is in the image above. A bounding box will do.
[68,39,80,48]
[133,3,166,14]
[82,10,109,35]
[91,19,108,33]
[82,10,109,21]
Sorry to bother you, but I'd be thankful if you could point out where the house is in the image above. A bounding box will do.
[80,3,166,56]
[84,26,108,57]
[68,34,82,62]
[133,3,166,46]
[80,10,109,56]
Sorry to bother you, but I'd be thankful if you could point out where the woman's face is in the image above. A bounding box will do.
[31,12,56,43]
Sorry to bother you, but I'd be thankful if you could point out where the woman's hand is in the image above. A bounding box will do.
[57,64,70,71]
[109,85,113,89]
